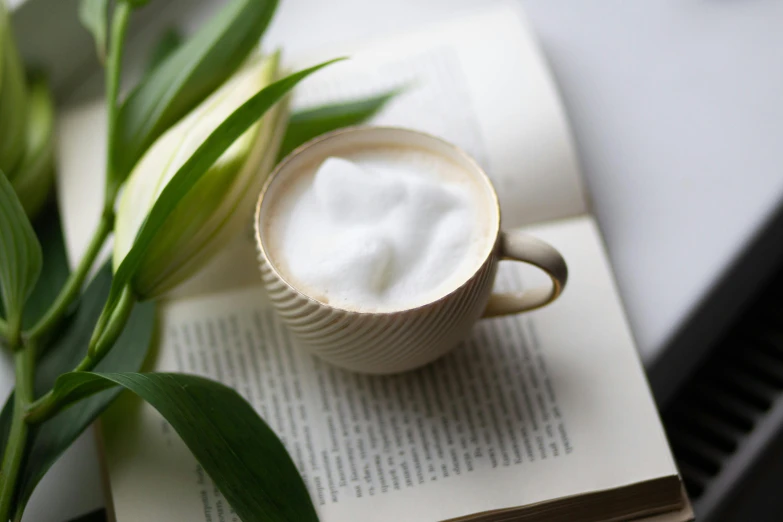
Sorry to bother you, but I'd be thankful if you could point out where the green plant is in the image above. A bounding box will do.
[0,0,397,520]
[0,2,55,220]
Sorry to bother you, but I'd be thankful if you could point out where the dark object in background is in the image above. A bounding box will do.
[662,268,783,521]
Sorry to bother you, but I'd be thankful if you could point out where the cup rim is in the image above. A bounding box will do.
[254,125,502,316]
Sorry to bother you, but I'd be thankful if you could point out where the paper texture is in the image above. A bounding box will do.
[286,4,586,229]
[105,217,678,522]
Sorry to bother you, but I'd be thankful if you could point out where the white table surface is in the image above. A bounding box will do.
[2,0,783,520]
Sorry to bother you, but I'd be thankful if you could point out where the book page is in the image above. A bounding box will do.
[287,3,586,229]
[56,4,585,297]
[103,216,678,522]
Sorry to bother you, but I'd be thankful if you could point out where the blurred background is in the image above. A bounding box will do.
[6,0,783,520]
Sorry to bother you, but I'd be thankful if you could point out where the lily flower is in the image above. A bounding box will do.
[113,51,289,299]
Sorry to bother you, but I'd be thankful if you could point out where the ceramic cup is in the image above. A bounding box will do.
[254,127,567,374]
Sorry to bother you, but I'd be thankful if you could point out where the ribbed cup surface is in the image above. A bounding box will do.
[257,242,499,374]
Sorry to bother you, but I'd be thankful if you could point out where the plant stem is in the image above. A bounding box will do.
[22,0,135,429]
[26,3,131,343]
[27,210,113,341]
[3,313,22,351]
[88,286,135,361]
[0,343,36,522]
[1,4,136,519]
[25,288,135,425]
[104,1,132,202]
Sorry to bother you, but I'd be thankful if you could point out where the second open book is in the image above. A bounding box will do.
[57,4,691,521]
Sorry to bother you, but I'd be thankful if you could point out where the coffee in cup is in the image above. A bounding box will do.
[263,144,495,313]
[255,127,567,374]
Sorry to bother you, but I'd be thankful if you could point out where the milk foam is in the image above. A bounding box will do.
[266,147,491,312]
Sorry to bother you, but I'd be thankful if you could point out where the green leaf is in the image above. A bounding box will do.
[0,265,156,518]
[0,2,29,174]
[0,202,68,460]
[0,170,42,336]
[0,203,69,331]
[11,76,57,220]
[0,395,11,469]
[144,27,183,75]
[45,372,317,522]
[112,0,278,184]
[78,0,109,63]
[278,89,401,160]
[21,204,71,332]
[107,58,343,312]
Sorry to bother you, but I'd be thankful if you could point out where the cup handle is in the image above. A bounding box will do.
[481,231,568,318]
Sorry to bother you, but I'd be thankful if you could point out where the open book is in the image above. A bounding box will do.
[57,4,692,522]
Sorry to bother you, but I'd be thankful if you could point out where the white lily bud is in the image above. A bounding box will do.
[114,51,289,299]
